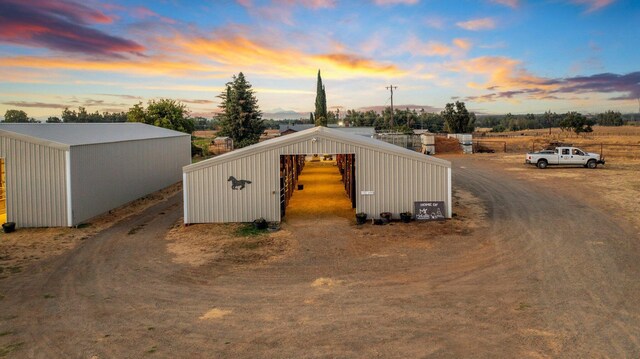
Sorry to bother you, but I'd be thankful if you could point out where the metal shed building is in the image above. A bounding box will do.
[183,126,451,224]
[0,123,190,227]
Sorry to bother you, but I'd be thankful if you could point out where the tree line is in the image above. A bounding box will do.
[478,110,626,133]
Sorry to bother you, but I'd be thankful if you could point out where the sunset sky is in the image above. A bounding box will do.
[0,0,638,120]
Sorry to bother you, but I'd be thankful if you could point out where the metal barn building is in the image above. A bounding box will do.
[183,126,451,224]
[0,123,190,227]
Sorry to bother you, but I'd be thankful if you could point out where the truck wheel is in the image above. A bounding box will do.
[587,160,597,169]
[537,160,548,169]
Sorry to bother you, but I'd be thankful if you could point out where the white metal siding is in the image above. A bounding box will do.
[70,135,190,225]
[186,151,279,223]
[0,137,67,227]
[185,132,450,223]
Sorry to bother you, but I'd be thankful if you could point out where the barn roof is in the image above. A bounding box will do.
[184,125,450,173]
[0,123,189,149]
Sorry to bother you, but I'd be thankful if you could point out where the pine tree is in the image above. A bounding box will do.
[314,70,328,126]
[217,72,264,148]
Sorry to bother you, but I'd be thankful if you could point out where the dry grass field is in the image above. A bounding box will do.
[475,125,640,159]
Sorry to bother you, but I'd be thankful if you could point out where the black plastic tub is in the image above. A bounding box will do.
[2,222,16,233]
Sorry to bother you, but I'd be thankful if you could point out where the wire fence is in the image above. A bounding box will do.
[472,140,640,159]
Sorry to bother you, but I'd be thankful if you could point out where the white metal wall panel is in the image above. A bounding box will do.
[186,150,279,223]
[0,137,67,227]
[185,131,451,223]
[70,135,190,225]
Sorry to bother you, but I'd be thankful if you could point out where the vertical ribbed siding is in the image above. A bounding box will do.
[186,150,279,223]
[184,133,451,223]
[0,137,67,227]
[70,135,190,225]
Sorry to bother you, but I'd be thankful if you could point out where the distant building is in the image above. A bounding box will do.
[260,129,281,142]
[212,136,234,153]
[278,124,314,133]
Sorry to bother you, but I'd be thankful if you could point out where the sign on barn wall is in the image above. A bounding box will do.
[414,201,446,221]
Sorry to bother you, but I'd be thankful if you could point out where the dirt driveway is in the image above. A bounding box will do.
[1,157,639,358]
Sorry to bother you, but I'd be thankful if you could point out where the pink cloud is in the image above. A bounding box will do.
[424,16,446,29]
[0,0,144,57]
[236,0,335,25]
[237,0,336,9]
[276,0,336,8]
[132,6,177,24]
[456,17,496,31]
[236,0,253,7]
[571,0,616,13]
[25,0,113,24]
[490,0,519,8]
[373,0,419,5]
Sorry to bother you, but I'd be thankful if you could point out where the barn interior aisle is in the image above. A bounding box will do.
[284,159,354,221]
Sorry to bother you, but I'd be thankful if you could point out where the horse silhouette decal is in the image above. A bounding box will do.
[228,176,252,190]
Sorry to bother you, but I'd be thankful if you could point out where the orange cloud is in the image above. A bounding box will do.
[456,17,496,31]
[453,38,472,51]
[449,56,559,95]
[402,36,471,57]
[176,35,405,79]
[0,55,225,78]
[0,31,405,83]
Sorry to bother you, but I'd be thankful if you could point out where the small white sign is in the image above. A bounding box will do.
[361,190,374,195]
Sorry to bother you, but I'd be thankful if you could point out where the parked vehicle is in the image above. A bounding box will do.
[525,147,605,169]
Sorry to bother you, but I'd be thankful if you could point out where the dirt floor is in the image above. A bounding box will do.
[285,159,355,220]
[480,154,640,232]
[0,183,182,280]
[0,154,639,357]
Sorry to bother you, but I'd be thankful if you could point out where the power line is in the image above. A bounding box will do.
[386,85,397,128]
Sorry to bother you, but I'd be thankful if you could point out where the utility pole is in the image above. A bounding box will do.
[386,85,397,129]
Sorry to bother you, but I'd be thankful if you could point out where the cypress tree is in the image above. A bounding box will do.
[217,72,264,148]
[314,70,328,126]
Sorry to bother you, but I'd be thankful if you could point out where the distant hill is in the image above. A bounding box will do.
[262,110,307,120]
[357,104,442,113]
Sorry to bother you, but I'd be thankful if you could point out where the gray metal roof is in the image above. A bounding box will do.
[279,124,314,132]
[0,123,189,148]
[331,126,375,137]
[280,124,375,137]
[184,125,450,173]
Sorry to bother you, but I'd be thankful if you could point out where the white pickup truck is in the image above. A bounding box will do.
[525,147,605,169]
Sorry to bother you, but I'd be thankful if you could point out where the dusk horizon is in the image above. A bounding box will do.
[1,0,639,120]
